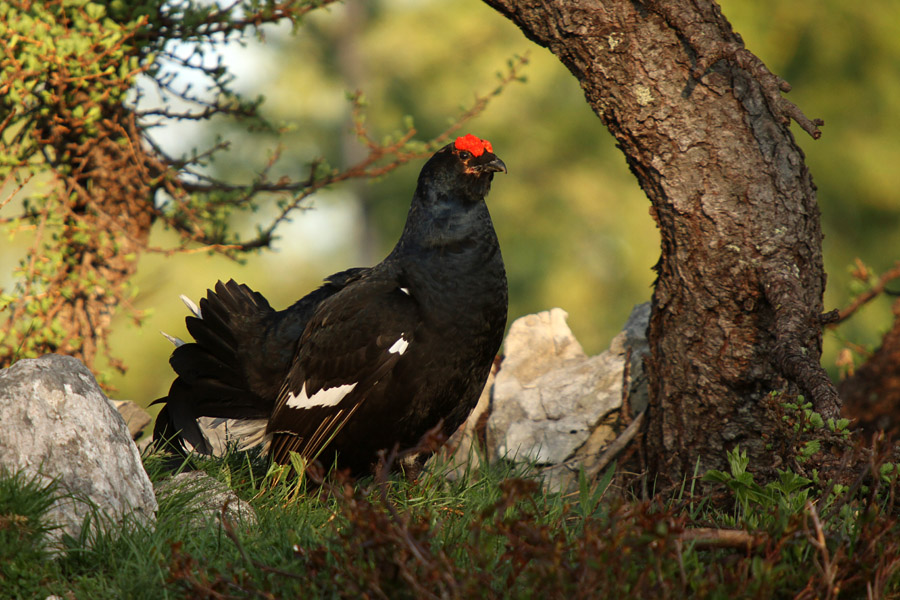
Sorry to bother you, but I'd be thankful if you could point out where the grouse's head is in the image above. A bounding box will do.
[451,134,507,176]
[416,134,506,204]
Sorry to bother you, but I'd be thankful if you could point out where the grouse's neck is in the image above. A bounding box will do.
[392,210,500,267]
[385,188,506,324]
[394,182,496,252]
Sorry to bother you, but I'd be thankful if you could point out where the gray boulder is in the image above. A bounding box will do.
[0,355,157,547]
[112,400,152,440]
[487,305,649,467]
[154,471,256,529]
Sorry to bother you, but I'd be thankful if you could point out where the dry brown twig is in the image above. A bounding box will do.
[677,527,765,550]
[828,259,900,327]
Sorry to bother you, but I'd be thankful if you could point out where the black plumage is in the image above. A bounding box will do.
[152,135,508,474]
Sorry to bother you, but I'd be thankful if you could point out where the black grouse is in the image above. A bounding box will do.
[152,134,508,474]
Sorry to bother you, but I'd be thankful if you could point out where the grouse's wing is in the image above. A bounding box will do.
[267,273,419,466]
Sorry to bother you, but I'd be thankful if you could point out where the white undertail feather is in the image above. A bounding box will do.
[160,331,186,347]
[189,417,271,455]
[158,293,198,353]
[180,294,202,318]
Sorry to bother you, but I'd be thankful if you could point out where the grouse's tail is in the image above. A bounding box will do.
[151,279,277,455]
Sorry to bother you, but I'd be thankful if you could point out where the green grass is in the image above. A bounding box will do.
[0,471,60,596]
[2,442,900,599]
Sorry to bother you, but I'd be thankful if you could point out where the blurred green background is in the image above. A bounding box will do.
[17,0,897,407]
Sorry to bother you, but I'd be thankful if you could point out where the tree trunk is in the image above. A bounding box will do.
[483,0,840,483]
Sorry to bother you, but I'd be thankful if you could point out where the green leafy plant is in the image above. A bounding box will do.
[703,445,811,529]
[5,442,900,598]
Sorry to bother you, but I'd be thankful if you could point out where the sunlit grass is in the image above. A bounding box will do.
[3,442,900,598]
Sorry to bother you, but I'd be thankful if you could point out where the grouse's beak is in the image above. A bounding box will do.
[481,156,507,174]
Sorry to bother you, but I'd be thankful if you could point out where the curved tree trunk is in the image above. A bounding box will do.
[483,0,840,483]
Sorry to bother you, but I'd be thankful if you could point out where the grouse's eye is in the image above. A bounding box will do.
[458,150,472,160]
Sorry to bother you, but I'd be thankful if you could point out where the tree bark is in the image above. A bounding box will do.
[483,0,839,482]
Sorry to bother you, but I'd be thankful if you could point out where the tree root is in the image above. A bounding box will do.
[763,261,841,419]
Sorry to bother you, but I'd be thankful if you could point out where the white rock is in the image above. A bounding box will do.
[0,355,157,548]
[487,305,649,466]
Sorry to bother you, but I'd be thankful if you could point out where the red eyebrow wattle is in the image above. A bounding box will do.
[454,134,493,157]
